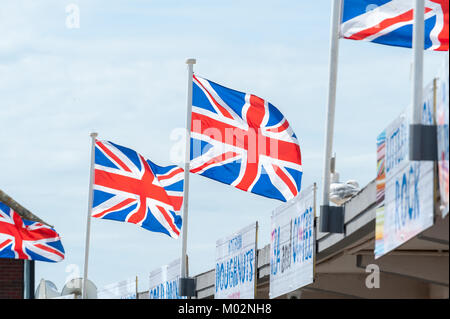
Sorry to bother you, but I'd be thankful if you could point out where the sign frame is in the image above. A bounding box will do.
[214,221,258,299]
[269,184,316,299]
[149,258,186,299]
[97,277,137,299]
[375,93,435,259]
[435,55,449,218]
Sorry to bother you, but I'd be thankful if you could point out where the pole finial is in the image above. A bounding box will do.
[90,132,98,138]
[185,58,196,65]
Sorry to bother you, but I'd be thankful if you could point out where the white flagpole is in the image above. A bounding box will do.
[180,59,196,284]
[321,0,342,210]
[83,132,97,299]
[411,0,425,125]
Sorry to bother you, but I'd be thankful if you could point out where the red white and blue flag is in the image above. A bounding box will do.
[0,203,65,262]
[190,75,302,202]
[341,0,449,51]
[92,140,184,239]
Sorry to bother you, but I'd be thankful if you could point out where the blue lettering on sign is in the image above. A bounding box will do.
[394,163,421,232]
[149,278,182,299]
[228,235,242,254]
[280,223,291,274]
[292,206,313,265]
[271,205,314,277]
[386,122,407,174]
[270,227,281,276]
[422,100,434,125]
[215,248,255,293]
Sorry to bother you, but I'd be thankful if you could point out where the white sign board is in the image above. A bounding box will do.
[215,222,257,299]
[97,278,137,299]
[269,184,315,299]
[375,100,435,259]
[436,54,449,217]
[149,258,185,299]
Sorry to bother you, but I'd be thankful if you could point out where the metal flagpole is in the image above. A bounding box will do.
[83,132,98,299]
[23,260,31,299]
[180,58,196,297]
[411,0,425,126]
[135,275,138,299]
[408,0,438,161]
[320,0,344,233]
[409,0,438,161]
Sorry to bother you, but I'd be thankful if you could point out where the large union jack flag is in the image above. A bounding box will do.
[92,140,183,239]
[0,203,65,262]
[190,75,302,202]
[341,0,449,51]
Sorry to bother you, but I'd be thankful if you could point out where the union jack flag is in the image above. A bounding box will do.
[190,75,302,202]
[0,203,65,262]
[92,140,183,239]
[341,0,449,51]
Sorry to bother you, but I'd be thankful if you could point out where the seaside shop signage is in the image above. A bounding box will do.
[436,56,449,218]
[269,184,316,299]
[375,92,435,259]
[97,277,137,299]
[215,222,258,299]
[149,258,185,299]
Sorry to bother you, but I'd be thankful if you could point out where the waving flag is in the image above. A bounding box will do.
[92,140,183,239]
[0,203,65,262]
[341,0,449,51]
[190,75,302,202]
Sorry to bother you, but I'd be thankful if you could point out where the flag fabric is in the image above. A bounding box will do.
[92,140,183,239]
[0,203,65,262]
[341,0,449,51]
[190,75,302,202]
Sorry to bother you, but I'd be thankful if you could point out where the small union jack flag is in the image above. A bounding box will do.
[190,75,302,202]
[341,0,449,51]
[0,203,65,262]
[92,140,184,239]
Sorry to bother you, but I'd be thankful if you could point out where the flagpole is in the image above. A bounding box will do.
[411,0,425,126]
[83,132,97,299]
[320,0,345,233]
[180,58,196,297]
[409,0,429,160]
[409,0,438,161]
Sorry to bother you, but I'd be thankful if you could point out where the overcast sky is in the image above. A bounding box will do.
[0,1,446,294]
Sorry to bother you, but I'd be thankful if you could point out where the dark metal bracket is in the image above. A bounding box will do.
[319,205,344,233]
[409,124,438,161]
[179,277,196,297]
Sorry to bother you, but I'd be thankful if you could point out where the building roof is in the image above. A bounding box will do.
[192,179,449,299]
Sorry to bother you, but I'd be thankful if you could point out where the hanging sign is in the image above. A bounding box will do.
[375,93,435,259]
[269,184,316,299]
[149,258,185,299]
[215,222,257,299]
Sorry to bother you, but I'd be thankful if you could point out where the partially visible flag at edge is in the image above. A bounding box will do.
[341,0,449,51]
[0,202,65,262]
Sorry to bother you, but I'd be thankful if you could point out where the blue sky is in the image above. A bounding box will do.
[0,1,446,294]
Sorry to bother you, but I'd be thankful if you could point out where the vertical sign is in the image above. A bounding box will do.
[97,277,137,299]
[436,55,449,218]
[215,222,257,299]
[149,258,185,299]
[269,184,316,299]
[375,93,435,259]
